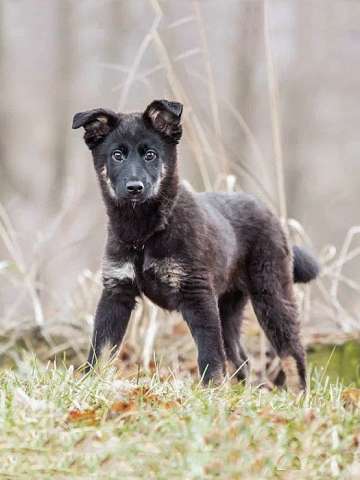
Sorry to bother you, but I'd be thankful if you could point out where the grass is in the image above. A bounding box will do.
[0,357,359,479]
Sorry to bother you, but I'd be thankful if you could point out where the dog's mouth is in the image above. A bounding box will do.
[122,190,149,205]
[128,196,145,205]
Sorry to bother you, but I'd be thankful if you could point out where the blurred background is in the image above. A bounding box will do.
[0,0,359,383]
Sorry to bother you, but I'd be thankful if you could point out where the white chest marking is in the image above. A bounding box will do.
[102,259,136,288]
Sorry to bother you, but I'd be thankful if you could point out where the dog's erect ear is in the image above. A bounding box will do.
[72,108,119,149]
[143,99,183,144]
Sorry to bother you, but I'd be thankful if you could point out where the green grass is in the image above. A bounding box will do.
[0,357,359,480]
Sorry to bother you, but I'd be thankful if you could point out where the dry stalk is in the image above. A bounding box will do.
[142,301,159,370]
[193,0,229,175]
[263,0,287,228]
[0,204,44,327]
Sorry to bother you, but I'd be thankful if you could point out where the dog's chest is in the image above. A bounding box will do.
[138,255,185,309]
[103,254,185,310]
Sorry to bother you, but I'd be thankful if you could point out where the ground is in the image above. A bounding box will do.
[0,357,359,480]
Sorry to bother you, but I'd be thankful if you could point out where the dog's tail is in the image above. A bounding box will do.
[292,245,320,283]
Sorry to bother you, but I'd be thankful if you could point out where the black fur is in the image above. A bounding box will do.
[73,99,320,390]
[293,245,320,283]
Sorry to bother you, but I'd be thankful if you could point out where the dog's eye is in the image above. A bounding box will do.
[112,150,124,162]
[144,150,157,162]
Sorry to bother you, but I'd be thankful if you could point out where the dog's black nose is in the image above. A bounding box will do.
[126,180,144,194]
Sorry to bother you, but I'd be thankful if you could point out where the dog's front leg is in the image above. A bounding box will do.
[87,286,136,369]
[181,291,226,385]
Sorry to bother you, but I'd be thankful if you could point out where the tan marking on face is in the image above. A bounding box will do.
[153,164,166,196]
[145,258,186,289]
[282,356,303,394]
[100,166,116,199]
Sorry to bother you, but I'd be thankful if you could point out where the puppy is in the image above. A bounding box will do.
[73,100,319,391]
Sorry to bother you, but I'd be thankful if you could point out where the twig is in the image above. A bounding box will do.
[118,1,162,110]
[330,226,360,299]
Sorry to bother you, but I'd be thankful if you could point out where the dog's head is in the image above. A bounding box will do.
[72,100,183,204]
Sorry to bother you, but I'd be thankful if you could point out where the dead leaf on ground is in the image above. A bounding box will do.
[108,386,182,421]
[352,432,360,448]
[342,388,360,409]
[67,384,182,426]
[110,400,136,415]
[67,408,99,425]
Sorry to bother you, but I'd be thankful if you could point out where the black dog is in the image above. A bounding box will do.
[72,100,319,392]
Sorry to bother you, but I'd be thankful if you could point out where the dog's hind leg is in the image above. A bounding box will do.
[247,242,306,393]
[265,342,286,387]
[218,291,249,382]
